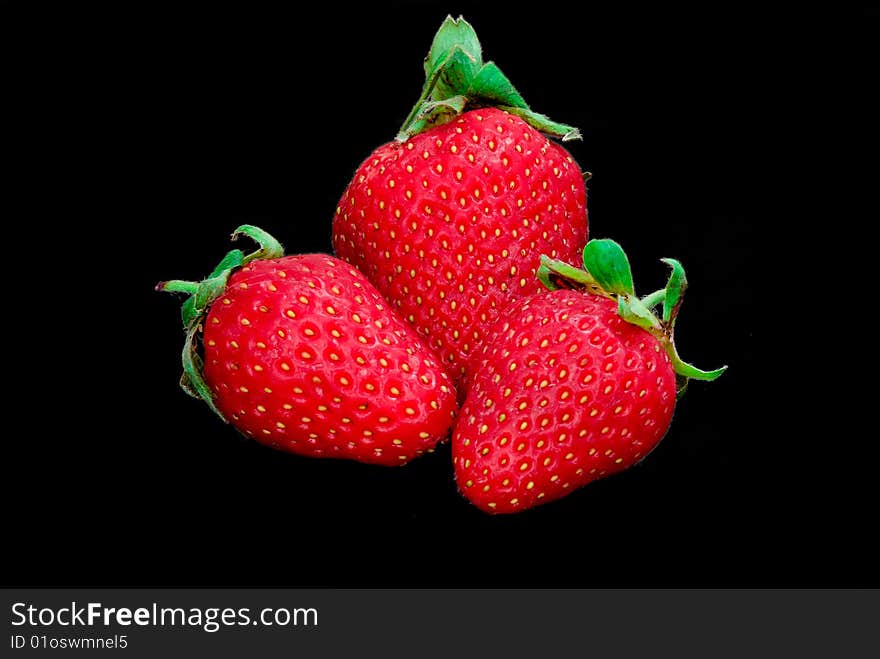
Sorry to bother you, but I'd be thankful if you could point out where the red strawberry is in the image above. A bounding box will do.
[157,225,458,466]
[453,239,726,513]
[332,16,588,390]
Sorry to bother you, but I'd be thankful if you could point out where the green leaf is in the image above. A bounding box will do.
[422,95,468,115]
[194,272,232,312]
[181,296,199,330]
[468,62,527,108]
[661,257,687,324]
[406,96,468,136]
[208,249,244,278]
[501,106,582,141]
[233,225,284,262]
[192,233,276,315]
[640,288,666,310]
[433,47,481,100]
[537,255,603,293]
[157,279,198,295]
[181,324,227,422]
[675,375,690,400]
[424,15,482,87]
[582,239,635,296]
[672,359,727,381]
[666,340,727,381]
[536,262,558,291]
[618,295,662,331]
[157,279,201,329]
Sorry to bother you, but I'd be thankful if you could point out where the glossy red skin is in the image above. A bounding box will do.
[202,254,458,466]
[453,291,677,513]
[332,108,587,391]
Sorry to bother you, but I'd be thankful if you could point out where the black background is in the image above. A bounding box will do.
[2,2,875,587]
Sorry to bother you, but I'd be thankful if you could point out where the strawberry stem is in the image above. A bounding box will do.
[396,15,580,141]
[157,225,287,419]
[538,239,726,392]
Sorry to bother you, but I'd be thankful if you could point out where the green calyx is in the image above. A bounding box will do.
[538,239,726,396]
[155,225,285,420]
[397,15,580,142]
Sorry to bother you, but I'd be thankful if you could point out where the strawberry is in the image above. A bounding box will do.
[157,225,458,466]
[332,16,588,390]
[453,239,726,513]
